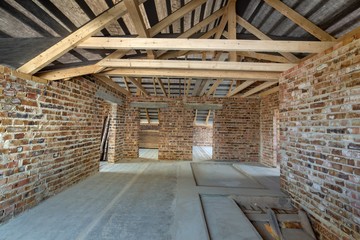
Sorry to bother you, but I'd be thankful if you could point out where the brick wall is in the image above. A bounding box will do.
[125,96,260,161]
[0,66,125,222]
[158,100,194,160]
[107,103,125,163]
[193,125,213,146]
[122,100,140,158]
[260,92,279,167]
[279,37,360,239]
[213,98,260,161]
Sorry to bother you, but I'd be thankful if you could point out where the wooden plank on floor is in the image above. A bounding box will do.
[201,195,262,240]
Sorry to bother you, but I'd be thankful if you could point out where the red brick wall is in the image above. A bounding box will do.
[158,100,193,160]
[125,97,260,161]
[123,100,140,158]
[107,103,125,163]
[193,125,213,146]
[260,92,279,167]
[213,98,260,161]
[0,66,125,222]
[279,37,360,239]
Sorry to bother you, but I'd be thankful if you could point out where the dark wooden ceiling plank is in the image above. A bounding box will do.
[199,3,206,24]
[239,1,264,34]
[205,0,217,32]
[0,1,53,37]
[75,0,110,36]
[0,30,11,38]
[191,9,195,28]
[330,15,360,36]
[319,0,360,33]
[180,0,185,33]
[266,1,302,36]
[283,0,328,37]
[16,0,71,36]
[256,7,276,33]
[117,18,131,35]
[236,0,251,17]
[166,0,173,33]
[144,0,159,27]
[68,50,89,62]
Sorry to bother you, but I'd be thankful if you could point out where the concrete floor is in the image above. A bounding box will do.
[0,161,283,240]
[137,146,213,161]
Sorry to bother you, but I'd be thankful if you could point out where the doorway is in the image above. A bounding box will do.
[192,109,214,161]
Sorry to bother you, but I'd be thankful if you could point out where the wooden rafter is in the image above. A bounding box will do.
[127,77,149,96]
[259,86,279,97]
[263,0,335,41]
[235,16,299,63]
[78,38,335,53]
[124,0,155,59]
[36,0,205,81]
[155,77,167,97]
[206,79,223,96]
[145,108,150,124]
[227,80,255,97]
[98,59,295,72]
[152,78,157,96]
[102,68,280,81]
[237,52,289,63]
[123,77,130,92]
[228,0,237,61]
[206,110,212,125]
[17,0,146,74]
[159,26,219,60]
[194,109,198,124]
[93,75,131,97]
[185,78,192,96]
[148,0,207,37]
[241,82,278,97]
[157,7,225,59]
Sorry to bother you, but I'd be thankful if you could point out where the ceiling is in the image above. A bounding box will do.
[0,0,359,102]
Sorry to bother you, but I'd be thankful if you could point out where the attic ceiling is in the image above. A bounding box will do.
[0,0,359,101]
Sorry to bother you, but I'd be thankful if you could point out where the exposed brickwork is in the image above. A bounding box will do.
[125,96,260,161]
[193,125,213,146]
[0,66,126,222]
[123,100,140,158]
[279,36,360,239]
[107,103,125,163]
[213,98,260,161]
[260,92,279,167]
[158,100,193,160]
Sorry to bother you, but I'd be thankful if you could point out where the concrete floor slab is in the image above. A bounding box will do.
[192,163,265,188]
[0,161,285,240]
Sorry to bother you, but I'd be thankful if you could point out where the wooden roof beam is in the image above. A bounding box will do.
[241,81,278,97]
[102,68,280,81]
[17,0,146,74]
[206,79,223,96]
[127,77,149,96]
[159,26,219,60]
[124,0,155,59]
[155,77,167,97]
[228,0,237,62]
[98,59,295,72]
[227,80,256,97]
[78,38,335,53]
[93,75,131,97]
[235,16,299,63]
[263,0,335,41]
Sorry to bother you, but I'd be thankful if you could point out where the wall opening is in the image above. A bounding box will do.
[192,109,213,161]
[138,108,159,160]
[100,115,110,162]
